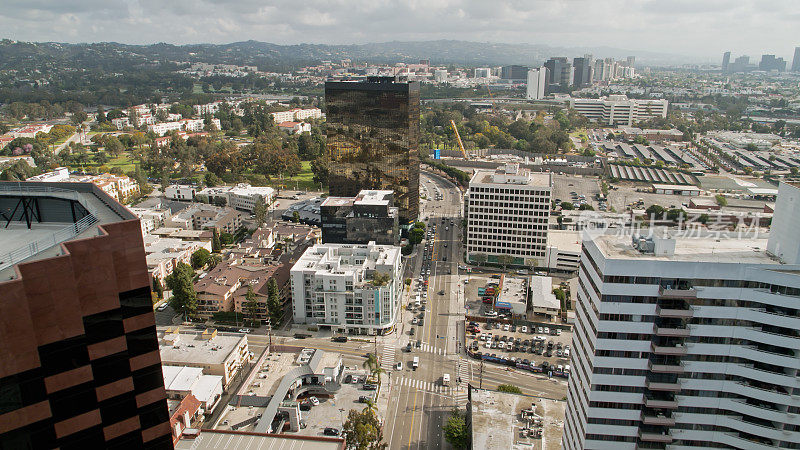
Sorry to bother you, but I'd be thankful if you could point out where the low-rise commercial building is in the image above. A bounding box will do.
[466,163,552,267]
[291,242,402,335]
[162,365,224,416]
[569,95,668,126]
[166,204,243,234]
[544,229,582,273]
[165,184,198,201]
[321,190,399,245]
[145,235,212,284]
[528,275,560,318]
[270,108,323,123]
[158,327,250,389]
[197,183,276,213]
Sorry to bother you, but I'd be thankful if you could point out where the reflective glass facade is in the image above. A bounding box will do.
[325,77,420,222]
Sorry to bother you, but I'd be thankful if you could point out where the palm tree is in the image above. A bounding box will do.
[362,398,378,415]
[371,365,387,396]
[362,353,378,373]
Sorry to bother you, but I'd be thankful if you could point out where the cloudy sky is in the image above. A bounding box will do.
[1,0,798,60]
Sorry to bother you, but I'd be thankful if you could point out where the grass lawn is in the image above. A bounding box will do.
[264,161,319,191]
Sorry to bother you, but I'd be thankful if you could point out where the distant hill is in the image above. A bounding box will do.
[0,38,696,71]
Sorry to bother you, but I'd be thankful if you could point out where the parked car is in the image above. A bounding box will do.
[358,396,372,403]
[520,326,528,333]
[323,428,341,436]
[363,384,377,391]
[344,374,353,384]
[309,396,320,406]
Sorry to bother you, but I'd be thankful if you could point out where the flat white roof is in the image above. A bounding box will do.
[547,230,582,253]
[530,276,559,310]
[163,365,204,391]
[592,233,775,264]
[652,183,701,191]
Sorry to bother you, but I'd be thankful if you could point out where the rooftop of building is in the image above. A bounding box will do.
[158,328,246,366]
[162,365,204,391]
[591,231,776,264]
[150,227,212,240]
[0,181,136,279]
[195,261,278,297]
[293,242,401,274]
[175,429,344,450]
[320,197,354,208]
[470,388,525,450]
[547,230,583,253]
[529,276,559,310]
[470,163,551,188]
[354,190,393,206]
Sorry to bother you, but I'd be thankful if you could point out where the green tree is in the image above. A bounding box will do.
[342,408,387,450]
[443,409,470,450]
[95,150,109,165]
[471,252,487,266]
[560,202,574,210]
[578,203,594,211]
[666,208,686,222]
[253,196,268,227]
[409,227,425,245]
[165,263,197,318]
[645,204,666,219]
[152,275,164,300]
[212,229,222,253]
[497,254,514,270]
[497,384,522,394]
[714,194,728,207]
[105,136,124,155]
[266,278,283,325]
[190,248,211,269]
[205,172,222,187]
[70,111,88,126]
[310,156,329,186]
[244,285,260,326]
[220,232,234,245]
[291,211,300,223]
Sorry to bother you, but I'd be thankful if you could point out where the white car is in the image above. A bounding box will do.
[543,327,550,335]
[479,334,486,341]
[498,342,506,350]
[396,362,403,370]
[309,396,320,406]
[503,324,510,331]
[484,341,491,349]
[538,327,544,334]
[238,328,251,334]
[412,318,418,325]
[521,326,528,333]
[485,311,498,317]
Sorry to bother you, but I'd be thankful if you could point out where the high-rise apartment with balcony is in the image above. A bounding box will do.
[325,77,420,223]
[563,182,800,450]
[290,241,402,335]
[465,163,551,267]
[0,181,171,448]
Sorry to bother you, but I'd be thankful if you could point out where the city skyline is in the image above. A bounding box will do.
[1,0,799,60]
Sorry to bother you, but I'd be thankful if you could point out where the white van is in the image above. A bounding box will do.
[412,357,419,370]
[442,373,450,386]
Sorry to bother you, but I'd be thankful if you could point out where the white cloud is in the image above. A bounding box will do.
[0,0,796,60]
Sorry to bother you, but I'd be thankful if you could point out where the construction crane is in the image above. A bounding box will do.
[450,119,468,159]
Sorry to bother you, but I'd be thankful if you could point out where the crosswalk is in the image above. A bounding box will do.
[419,342,445,355]
[379,342,396,370]
[396,376,463,397]
[453,359,471,404]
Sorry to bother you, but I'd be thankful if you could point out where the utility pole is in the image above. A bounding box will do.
[479,359,484,389]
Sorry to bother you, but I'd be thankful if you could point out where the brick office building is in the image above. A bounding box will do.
[0,182,172,448]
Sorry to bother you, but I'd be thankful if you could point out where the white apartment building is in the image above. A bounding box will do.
[434,69,448,82]
[290,242,402,335]
[466,163,552,267]
[569,95,668,127]
[197,183,276,212]
[526,67,547,100]
[112,117,131,130]
[165,185,197,201]
[194,102,221,116]
[563,184,800,450]
[270,108,323,123]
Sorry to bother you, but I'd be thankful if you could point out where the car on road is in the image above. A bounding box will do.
[358,396,372,403]
[156,303,168,312]
[309,396,320,406]
[406,343,413,352]
[363,384,377,390]
[344,374,353,383]
[409,328,415,335]
[294,333,310,339]
[332,336,348,343]
[485,311,498,317]
[238,328,251,334]
[438,290,445,295]
[323,428,340,436]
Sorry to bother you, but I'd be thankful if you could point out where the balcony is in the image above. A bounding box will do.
[644,398,678,409]
[641,414,676,427]
[648,361,684,374]
[638,429,673,443]
[653,325,690,337]
[655,305,694,319]
[646,380,682,391]
[650,342,688,356]
[658,286,697,298]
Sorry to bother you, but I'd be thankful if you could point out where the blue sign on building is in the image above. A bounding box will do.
[433,149,441,159]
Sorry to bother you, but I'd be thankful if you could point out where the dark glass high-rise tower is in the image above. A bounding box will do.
[325,77,420,223]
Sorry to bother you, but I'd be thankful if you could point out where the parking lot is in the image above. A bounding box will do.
[552,174,601,210]
[466,322,572,375]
